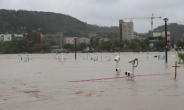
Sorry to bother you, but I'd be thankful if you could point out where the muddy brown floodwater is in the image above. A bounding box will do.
[0,52,184,110]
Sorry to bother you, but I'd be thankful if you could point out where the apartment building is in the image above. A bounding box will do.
[119,20,134,41]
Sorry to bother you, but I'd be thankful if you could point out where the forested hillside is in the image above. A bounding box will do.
[154,23,184,40]
[1,9,184,39]
[0,9,119,37]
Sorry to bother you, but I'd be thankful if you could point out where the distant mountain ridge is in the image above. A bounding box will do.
[0,9,183,39]
[0,9,119,37]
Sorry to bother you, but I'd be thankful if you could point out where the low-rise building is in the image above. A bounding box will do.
[63,37,75,46]
[134,36,146,40]
[40,34,44,44]
[149,36,164,43]
[103,38,110,42]
[0,34,26,41]
[149,36,164,48]
[12,34,25,40]
[13,34,24,38]
[44,32,63,49]
[76,37,90,45]
[98,38,111,46]
[153,32,162,37]
[151,31,171,47]
[153,31,170,37]
[3,34,12,41]
[161,31,170,37]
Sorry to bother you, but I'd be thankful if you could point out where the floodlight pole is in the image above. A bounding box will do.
[163,18,168,63]
[74,38,77,60]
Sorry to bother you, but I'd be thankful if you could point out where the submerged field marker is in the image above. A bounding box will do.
[172,61,180,79]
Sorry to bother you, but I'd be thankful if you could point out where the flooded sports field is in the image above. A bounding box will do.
[0,52,184,110]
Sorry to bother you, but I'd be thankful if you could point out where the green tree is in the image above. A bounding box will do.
[0,41,4,53]
[101,41,112,52]
[155,40,165,51]
[178,53,184,61]
[31,33,40,44]
[124,39,129,47]
[143,38,150,47]
[78,42,87,51]
[111,39,120,49]
[32,44,41,53]
[155,40,165,48]
[138,40,147,50]
[63,43,74,50]
[128,40,141,52]
[49,40,56,47]
[176,40,184,48]
[171,38,175,48]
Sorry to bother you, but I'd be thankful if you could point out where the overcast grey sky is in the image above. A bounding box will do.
[0,0,184,33]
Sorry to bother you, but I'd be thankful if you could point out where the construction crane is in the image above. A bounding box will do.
[120,13,161,35]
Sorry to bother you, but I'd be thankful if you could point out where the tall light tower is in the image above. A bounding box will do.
[163,18,168,63]
[74,37,77,60]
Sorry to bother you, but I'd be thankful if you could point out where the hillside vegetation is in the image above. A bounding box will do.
[0,9,119,38]
[154,23,184,40]
[0,9,184,39]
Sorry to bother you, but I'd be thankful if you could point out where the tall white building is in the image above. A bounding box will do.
[119,20,134,41]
